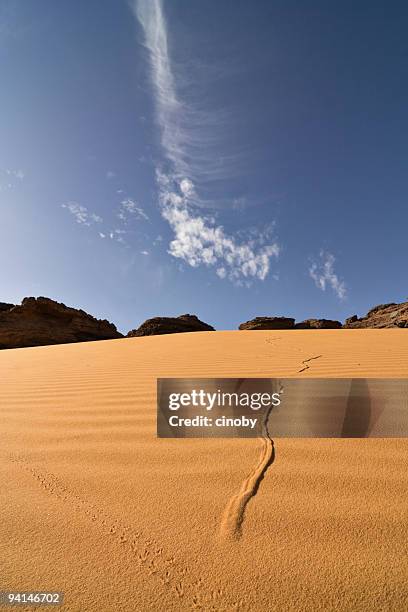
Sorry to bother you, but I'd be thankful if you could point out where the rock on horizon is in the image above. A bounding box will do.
[294,319,342,329]
[238,301,408,329]
[0,297,123,349]
[239,317,295,330]
[127,314,215,337]
[344,302,408,328]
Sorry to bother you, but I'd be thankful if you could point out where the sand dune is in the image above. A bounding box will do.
[1,330,408,611]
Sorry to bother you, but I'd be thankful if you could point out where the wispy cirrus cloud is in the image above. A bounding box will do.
[6,168,24,180]
[132,0,279,284]
[309,250,347,300]
[132,0,233,188]
[118,198,149,221]
[62,194,149,248]
[0,167,25,191]
[98,229,126,244]
[61,202,102,225]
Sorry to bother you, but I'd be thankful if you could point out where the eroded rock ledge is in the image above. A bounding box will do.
[127,314,215,337]
[1,296,406,349]
[0,297,123,349]
[343,302,408,328]
[239,301,408,330]
[238,317,295,330]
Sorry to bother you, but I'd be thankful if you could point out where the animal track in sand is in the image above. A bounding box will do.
[298,354,322,373]
[9,454,229,611]
[219,399,276,542]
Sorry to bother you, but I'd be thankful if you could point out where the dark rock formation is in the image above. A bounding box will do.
[0,297,123,349]
[239,316,295,330]
[239,301,408,330]
[343,301,408,328]
[295,318,342,329]
[0,302,14,312]
[127,314,215,337]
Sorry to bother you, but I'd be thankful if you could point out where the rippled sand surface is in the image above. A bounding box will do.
[1,330,407,611]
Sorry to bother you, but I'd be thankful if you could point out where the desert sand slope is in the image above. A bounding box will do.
[1,330,407,611]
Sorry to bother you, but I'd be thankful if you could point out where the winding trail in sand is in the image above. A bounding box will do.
[219,401,276,541]
[1,330,408,611]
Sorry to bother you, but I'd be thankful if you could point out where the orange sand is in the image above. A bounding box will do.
[1,330,408,611]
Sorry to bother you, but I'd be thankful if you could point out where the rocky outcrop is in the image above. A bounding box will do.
[239,317,295,330]
[127,314,215,337]
[0,302,14,312]
[0,297,123,349]
[1,295,406,350]
[343,301,408,328]
[239,302,408,330]
[295,318,342,329]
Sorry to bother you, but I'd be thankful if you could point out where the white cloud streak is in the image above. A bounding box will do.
[62,196,149,249]
[61,202,102,226]
[0,167,25,191]
[309,251,347,300]
[132,0,233,186]
[118,198,149,221]
[6,168,24,180]
[133,0,279,283]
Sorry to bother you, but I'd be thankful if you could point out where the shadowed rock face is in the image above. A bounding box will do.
[344,301,408,328]
[294,319,342,329]
[127,314,215,337]
[0,302,14,312]
[0,297,123,349]
[239,317,295,330]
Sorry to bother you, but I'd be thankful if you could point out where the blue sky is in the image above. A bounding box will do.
[1,0,407,333]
